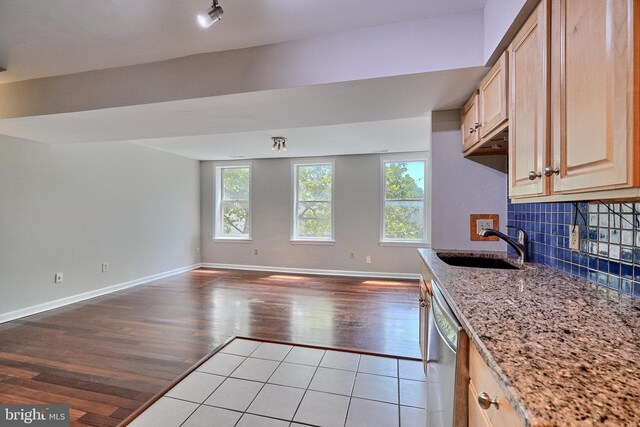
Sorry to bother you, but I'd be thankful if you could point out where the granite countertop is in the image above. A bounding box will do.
[418,248,640,427]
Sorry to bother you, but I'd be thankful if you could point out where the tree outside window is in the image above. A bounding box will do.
[294,163,333,240]
[383,160,426,241]
[216,166,250,238]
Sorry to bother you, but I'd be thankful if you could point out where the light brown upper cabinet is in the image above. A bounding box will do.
[509,0,640,201]
[461,54,509,156]
[508,0,549,198]
[461,90,480,152]
[550,0,638,194]
[479,52,509,141]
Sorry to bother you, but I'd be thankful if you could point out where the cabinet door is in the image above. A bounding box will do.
[551,0,636,193]
[479,52,508,141]
[461,91,480,152]
[508,0,549,198]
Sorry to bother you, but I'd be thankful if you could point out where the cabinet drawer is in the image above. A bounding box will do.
[469,345,523,427]
[468,380,492,427]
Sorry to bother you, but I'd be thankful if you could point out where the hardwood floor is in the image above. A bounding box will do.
[0,268,419,426]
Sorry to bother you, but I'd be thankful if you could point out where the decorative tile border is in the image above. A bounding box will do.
[507,201,640,299]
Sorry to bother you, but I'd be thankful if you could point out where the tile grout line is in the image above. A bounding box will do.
[397,358,401,427]
[178,338,254,427]
[239,342,297,424]
[343,352,362,427]
[176,364,240,426]
[289,348,326,425]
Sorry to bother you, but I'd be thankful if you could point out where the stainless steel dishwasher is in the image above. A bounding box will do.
[425,280,469,427]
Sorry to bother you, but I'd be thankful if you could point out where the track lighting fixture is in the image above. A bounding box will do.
[271,137,287,152]
[197,0,223,28]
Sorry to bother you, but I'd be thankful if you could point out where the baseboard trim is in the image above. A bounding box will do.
[200,263,420,280]
[0,263,202,324]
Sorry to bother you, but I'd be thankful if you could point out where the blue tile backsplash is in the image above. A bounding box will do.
[507,201,640,299]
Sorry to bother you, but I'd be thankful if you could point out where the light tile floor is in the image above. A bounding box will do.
[129,338,426,427]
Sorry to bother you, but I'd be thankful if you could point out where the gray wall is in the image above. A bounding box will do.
[0,136,201,315]
[201,154,426,275]
[431,110,508,251]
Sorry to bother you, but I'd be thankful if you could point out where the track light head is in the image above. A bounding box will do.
[271,137,287,152]
[198,0,223,28]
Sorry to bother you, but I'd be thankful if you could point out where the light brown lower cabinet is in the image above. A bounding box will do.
[468,344,524,427]
[468,380,493,427]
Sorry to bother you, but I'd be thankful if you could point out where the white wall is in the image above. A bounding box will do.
[431,110,507,251]
[0,136,201,316]
[201,153,429,275]
[483,0,530,64]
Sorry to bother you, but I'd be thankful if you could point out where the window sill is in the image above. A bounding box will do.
[213,237,253,243]
[290,239,336,246]
[379,241,430,248]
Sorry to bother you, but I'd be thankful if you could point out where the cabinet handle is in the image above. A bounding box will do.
[544,166,560,177]
[528,171,542,180]
[474,123,482,129]
[420,302,426,307]
[477,392,500,410]
[419,297,425,303]
[469,128,476,134]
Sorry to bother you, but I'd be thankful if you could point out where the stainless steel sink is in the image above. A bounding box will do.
[436,253,520,270]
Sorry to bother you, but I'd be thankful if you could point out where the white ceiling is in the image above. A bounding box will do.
[0,0,487,83]
[0,1,489,160]
[0,67,485,159]
[135,117,430,160]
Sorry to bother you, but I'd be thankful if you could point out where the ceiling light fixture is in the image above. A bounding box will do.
[197,0,224,28]
[271,137,287,152]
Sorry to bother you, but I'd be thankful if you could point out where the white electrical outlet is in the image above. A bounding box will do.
[477,219,494,234]
[196,248,200,255]
[569,226,580,251]
[55,272,63,283]
[350,251,355,259]
[366,256,372,264]
[102,262,109,273]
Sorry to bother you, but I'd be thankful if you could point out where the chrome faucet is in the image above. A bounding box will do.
[479,226,529,263]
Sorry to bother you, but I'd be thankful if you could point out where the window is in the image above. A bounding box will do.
[215,165,251,239]
[292,162,334,241]
[382,159,427,243]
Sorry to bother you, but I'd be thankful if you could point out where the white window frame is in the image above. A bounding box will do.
[291,159,335,244]
[380,154,430,246]
[214,163,252,241]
